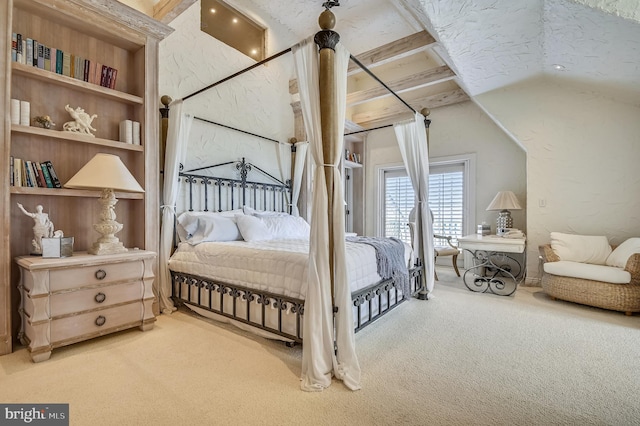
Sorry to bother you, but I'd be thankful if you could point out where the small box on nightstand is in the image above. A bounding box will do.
[477,224,491,236]
[41,237,74,258]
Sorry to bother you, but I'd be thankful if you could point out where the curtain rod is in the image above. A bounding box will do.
[194,116,280,144]
[183,47,293,101]
[349,54,417,115]
[344,117,431,137]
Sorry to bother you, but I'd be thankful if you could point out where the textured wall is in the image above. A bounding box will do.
[364,100,526,240]
[159,1,293,181]
[476,76,640,280]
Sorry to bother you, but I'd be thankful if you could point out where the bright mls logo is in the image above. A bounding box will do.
[1,404,68,425]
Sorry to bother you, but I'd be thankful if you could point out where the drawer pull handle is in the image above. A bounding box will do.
[95,269,107,280]
[95,315,106,327]
[95,292,106,303]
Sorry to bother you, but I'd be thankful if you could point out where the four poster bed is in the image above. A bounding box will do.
[167,158,424,345]
[158,2,435,391]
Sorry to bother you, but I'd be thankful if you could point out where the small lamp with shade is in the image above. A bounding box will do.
[64,153,144,255]
[486,191,522,236]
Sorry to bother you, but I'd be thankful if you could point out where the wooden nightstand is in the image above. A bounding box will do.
[15,250,156,362]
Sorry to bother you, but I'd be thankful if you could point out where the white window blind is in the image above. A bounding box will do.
[383,170,414,244]
[428,164,464,240]
[382,163,465,245]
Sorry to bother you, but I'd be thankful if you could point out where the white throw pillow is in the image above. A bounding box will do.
[177,211,243,244]
[606,237,640,268]
[244,205,289,217]
[235,214,273,242]
[550,232,612,265]
[261,215,310,239]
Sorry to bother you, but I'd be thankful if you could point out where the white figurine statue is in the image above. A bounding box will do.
[17,203,56,255]
[63,104,97,137]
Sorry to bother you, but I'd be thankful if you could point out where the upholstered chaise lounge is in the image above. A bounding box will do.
[539,233,640,315]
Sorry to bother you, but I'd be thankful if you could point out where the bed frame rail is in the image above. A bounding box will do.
[171,261,424,343]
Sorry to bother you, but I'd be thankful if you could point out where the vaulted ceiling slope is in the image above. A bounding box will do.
[398,0,640,103]
[150,0,640,124]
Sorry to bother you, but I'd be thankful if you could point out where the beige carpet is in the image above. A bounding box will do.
[1,268,639,425]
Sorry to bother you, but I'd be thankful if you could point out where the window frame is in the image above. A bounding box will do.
[375,154,476,253]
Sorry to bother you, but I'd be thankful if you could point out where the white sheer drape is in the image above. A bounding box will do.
[159,100,193,313]
[293,37,360,391]
[291,141,308,217]
[394,113,435,295]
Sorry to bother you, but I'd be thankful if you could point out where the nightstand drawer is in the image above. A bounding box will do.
[50,281,144,317]
[51,302,143,343]
[50,260,143,292]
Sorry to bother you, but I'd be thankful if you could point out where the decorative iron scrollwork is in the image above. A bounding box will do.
[243,291,256,303]
[290,303,304,315]
[322,0,340,9]
[256,294,271,306]
[272,298,288,311]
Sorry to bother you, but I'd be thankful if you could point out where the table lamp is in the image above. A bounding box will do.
[486,191,522,235]
[64,153,144,255]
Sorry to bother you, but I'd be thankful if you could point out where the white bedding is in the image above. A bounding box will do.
[168,238,413,299]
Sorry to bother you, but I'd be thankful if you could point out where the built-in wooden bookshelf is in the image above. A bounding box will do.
[0,0,173,356]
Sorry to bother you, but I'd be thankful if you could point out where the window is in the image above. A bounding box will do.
[383,169,414,244]
[429,164,464,240]
[201,0,266,61]
[379,155,474,247]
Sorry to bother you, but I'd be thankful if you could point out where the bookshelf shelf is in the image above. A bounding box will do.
[1,0,173,356]
[11,125,144,152]
[11,62,143,105]
[344,160,362,168]
[10,187,144,199]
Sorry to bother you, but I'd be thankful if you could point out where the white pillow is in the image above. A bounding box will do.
[235,214,273,242]
[606,237,640,268]
[550,232,612,265]
[177,211,242,244]
[243,205,289,217]
[261,215,310,239]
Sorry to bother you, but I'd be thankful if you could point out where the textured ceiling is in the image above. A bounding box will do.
[220,0,640,102]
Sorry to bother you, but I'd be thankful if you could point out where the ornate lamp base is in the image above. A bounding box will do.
[89,240,127,255]
[496,210,513,235]
[89,188,128,255]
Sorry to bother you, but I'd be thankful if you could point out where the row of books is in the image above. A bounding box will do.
[11,33,118,89]
[345,150,361,163]
[10,157,62,189]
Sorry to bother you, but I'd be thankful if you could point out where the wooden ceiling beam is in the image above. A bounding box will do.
[153,0,196,24]
[351,88,470,127]
[289,30,436,95]
[347,30,436,74]
[346,65,455,106]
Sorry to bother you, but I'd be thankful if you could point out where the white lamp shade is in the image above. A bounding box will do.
[486,191,522,211]
[64,153,144,193]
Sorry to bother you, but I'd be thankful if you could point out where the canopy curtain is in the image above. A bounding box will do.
[292,37,360,391]
[159,100,193,313]
[291,141,309,217]
[394,113,435,296]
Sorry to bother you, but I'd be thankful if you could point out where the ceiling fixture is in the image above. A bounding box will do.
[552,64,566,71]
[232,18,238,24]
[210,8,216,13]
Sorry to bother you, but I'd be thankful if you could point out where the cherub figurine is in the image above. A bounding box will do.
[17,203,56,255]
[63,104,97,137]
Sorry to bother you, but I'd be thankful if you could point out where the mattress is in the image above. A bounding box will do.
[168,238,412,299]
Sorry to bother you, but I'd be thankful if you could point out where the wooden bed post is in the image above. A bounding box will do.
[159,95,172,200]
[289,137,297,215]
[315,8,340,308]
